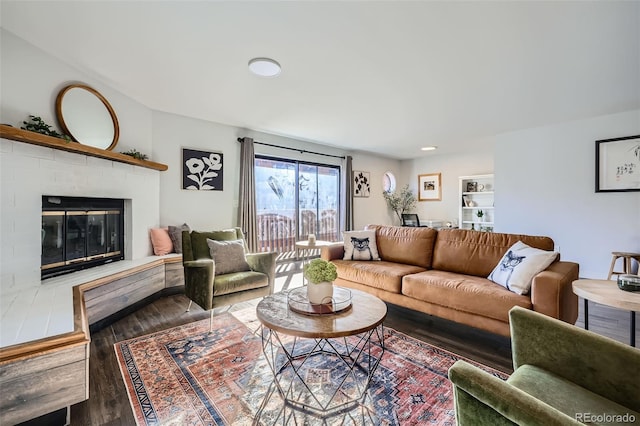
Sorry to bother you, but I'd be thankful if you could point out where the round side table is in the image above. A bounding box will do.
[572,279,640,347]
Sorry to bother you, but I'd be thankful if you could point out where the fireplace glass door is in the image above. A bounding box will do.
[41,196,124,278]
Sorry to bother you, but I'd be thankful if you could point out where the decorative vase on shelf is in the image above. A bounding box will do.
[307,281,334,304]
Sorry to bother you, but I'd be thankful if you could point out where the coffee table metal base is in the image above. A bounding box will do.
[259,325,384,418]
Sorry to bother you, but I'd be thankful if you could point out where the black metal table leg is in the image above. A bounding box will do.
[584,299,589,330]
[631,311,636,347]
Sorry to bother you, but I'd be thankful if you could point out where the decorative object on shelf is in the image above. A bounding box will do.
[353,170,370,197]
[418,173,442,201]
[307,233,316,245]
[21,115,71,141]
[56,84,120,151]
[595,135,640,192]
[617,274,640,292]
[303,258,337,304]
[120,148,148,160]
[383,184,417,224]
[182,148,223,191]
[459,174,494,231]
[476,210,484,221]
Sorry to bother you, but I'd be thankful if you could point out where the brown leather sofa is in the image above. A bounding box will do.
[321,225,579,336]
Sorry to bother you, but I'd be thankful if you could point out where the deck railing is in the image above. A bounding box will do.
[257,210,339,258]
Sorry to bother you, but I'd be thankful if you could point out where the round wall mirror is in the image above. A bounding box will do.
[56,84,120,151]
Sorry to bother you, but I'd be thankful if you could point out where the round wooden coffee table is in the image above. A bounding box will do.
[256,287,387,418]
[572,279,640,346]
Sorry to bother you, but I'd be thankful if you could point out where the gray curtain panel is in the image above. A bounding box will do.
[343,155,354,231]
[237,137,259,252]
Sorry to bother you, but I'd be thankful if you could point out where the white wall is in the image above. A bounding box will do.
[351,154,402,229]
[153,110,400,231]
[402,138,494,226]
[495,110,640,279]
[0,29,153,155]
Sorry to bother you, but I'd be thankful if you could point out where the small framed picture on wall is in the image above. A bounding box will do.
[418,173,442,201]
[353,171,371,197]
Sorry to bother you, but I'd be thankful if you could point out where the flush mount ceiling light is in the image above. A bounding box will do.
[248,57,281,77]
[421,146,438,151]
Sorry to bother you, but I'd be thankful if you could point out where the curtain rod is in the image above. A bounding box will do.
[237,137,345,159]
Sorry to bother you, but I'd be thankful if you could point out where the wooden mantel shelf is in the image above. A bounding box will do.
[0,125,168,171]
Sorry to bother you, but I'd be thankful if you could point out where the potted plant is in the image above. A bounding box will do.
[476,210,484,222]
[303,258,338,304]
[383,184,417,224]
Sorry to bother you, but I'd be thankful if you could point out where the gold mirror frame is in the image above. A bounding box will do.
[56,84,120,151]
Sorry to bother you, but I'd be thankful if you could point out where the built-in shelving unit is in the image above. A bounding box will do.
[0,125,168,171]
[459,174,494,231]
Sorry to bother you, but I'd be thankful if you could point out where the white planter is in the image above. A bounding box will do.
[307,281,334,304]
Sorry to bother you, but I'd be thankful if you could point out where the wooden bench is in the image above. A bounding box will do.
[0,256,184,425]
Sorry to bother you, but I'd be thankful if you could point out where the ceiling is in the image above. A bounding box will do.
[1,1,639,159]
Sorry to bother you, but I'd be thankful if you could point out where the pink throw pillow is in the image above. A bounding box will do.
[150,227,173,255]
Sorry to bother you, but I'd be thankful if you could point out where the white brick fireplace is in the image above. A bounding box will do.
[0,138,160,295]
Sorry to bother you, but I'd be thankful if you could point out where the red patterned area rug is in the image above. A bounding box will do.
[114,309,508,425]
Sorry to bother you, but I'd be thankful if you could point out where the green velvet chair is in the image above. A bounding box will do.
[182,227,277,331]
[449,306,640,426]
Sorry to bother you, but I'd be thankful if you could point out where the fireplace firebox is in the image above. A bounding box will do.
[41,196,125,279]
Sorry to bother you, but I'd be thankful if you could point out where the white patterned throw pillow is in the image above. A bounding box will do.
[488,241,558,295]
[343,230,380,261]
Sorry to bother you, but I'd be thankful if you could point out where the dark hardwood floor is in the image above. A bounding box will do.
[71,262,634,425]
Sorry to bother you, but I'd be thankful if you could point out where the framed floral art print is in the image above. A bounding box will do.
[182,148,223,190]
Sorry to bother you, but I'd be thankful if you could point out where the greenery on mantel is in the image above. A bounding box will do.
[120,148,149,160]
[21,115,71,141]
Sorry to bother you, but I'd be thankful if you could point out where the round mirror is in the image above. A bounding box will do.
[56,84,119,151]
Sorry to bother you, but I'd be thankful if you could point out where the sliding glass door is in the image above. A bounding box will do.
[255,157,340,254]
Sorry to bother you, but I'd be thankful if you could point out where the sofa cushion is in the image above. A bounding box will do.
[206,238,251,275]
[332,259,427,294]
[365,225,437,268]
[402,270,532,322]
[508,364,640,425]
[190,229,239,260]
[488,241,558,295]
[149,227,173,255]
[343,229,380,260]
[431,229,555,277]
[168,223,191,254]
[213,271,269,296]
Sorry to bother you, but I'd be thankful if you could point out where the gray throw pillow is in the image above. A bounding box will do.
[206,238,251,275]
[168,223,191,253]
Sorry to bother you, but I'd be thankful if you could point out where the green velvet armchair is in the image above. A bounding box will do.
[182,227,277,331]
[449,306,640,426]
